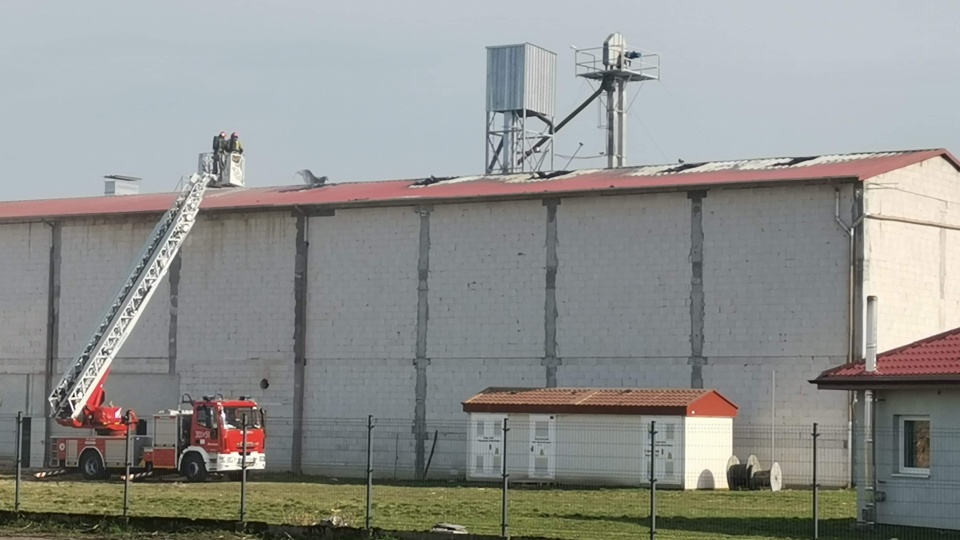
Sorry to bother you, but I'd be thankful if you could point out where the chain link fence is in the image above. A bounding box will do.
[1,412,957,539]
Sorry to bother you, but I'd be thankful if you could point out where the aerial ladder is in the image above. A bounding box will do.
[47,172,215,433]
[39,149,265,482]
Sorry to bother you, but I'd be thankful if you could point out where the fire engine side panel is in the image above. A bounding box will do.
[66,439,78,466]
[150,447,178,469]
[104,439,125,466]
[153,415,179,447]
[54,436,152,468]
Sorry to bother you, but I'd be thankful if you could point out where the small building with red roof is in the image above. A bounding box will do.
[462,387,738,489]
[812,323,960,531]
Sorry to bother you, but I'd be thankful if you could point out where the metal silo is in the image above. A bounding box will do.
[485,43,557,175]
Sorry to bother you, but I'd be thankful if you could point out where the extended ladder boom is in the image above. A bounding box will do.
[48,173,215,427]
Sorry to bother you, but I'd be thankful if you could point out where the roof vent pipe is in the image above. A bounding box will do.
[103,175,141,197]
[866,295,878,372]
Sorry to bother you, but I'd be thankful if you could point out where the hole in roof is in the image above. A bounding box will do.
[412,175,456,186]
[772,156,817,167]
[660,162,706,174]
[533,170,571,180]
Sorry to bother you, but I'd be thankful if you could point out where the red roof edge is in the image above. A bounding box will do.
[811,325,960,386]
[461,387,738,417]
[857,149,960,181]
[462,403,692,416]
[688,390,740,417]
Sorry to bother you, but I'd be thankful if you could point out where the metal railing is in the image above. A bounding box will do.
[2,413,956,539]
[574,46,661,81]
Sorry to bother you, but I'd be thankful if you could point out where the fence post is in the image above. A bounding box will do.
[240,413,248,524]
[501,417,509,539]
[812,422,820,540]
[366,415,374,531]
[14,412,22,513]
[649,420,657,540]
[123,411,132,518]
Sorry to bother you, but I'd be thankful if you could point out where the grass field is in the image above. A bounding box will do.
[0,475,942,539]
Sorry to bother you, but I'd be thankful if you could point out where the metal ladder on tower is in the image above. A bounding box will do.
[48,173,216,424]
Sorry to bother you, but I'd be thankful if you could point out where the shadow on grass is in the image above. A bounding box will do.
[551,514,960,539]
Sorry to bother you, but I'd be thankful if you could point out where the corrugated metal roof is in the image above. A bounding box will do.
[0,148,955,223]
[813,326,960,387]
[461,387,739,417]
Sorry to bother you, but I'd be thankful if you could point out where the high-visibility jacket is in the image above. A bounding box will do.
[227,137,244,154]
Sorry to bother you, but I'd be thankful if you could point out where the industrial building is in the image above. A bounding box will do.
[3,35,960,487]
[1,147,959,488]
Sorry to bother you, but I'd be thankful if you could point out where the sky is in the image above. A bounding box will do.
[1,0,958,201]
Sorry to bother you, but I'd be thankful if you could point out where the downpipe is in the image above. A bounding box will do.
[834,186,863,489]
[861,296,878,524]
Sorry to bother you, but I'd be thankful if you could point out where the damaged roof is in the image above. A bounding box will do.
[0,148,955,223]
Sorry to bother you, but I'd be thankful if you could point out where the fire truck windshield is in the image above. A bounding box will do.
[221,406,261,430]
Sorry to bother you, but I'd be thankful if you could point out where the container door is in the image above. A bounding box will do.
[528,414,556,479]
[642,417,681,486]
[470,414,504,479]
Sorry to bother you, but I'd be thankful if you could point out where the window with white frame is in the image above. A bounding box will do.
[898,415,930,475]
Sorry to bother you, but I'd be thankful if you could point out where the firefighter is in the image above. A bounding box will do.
[227,132,244,155]
[211,131,227,174]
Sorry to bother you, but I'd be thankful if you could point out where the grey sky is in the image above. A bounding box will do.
[1,0,957,201]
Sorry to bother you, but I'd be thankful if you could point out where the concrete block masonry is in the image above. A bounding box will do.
[58,220,171,373]
[865,158,960,351]
[0,223,51,374]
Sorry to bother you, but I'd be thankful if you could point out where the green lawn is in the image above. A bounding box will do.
[0,475,947,539]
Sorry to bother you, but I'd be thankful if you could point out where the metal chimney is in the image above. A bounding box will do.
[866,295,878,372]
[103,175,141,196]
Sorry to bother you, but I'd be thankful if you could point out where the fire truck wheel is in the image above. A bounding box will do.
[79,450,107,481]
[181,453,207,483]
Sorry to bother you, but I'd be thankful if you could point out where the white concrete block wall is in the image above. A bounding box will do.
[301,359,414,474]
[704,356,849,486]
[58,218,170,374]
[556,194,691,359]
[427,201,545,359]
[557,358,691,388]
[865,157,960,352]
[300,207,420,474]
[0,223,50,375]
[429,359,543,421]
[306,207,420,362]
[178,212,297,469]
[0,374,47,468]
[702,185,850,359]
[696,185,852,484]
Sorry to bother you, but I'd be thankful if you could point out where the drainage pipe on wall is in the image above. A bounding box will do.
[862,295,878,524]
[834,186,863,489]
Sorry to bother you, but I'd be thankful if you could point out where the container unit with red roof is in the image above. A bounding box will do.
[462,387,738,489]
[812,324,960,531]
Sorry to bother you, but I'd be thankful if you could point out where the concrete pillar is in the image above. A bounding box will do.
[291,212,309,474]
[43,221,61,465]
[414,206,433,479]
[542,199,561,387]
[687,191,706,388]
